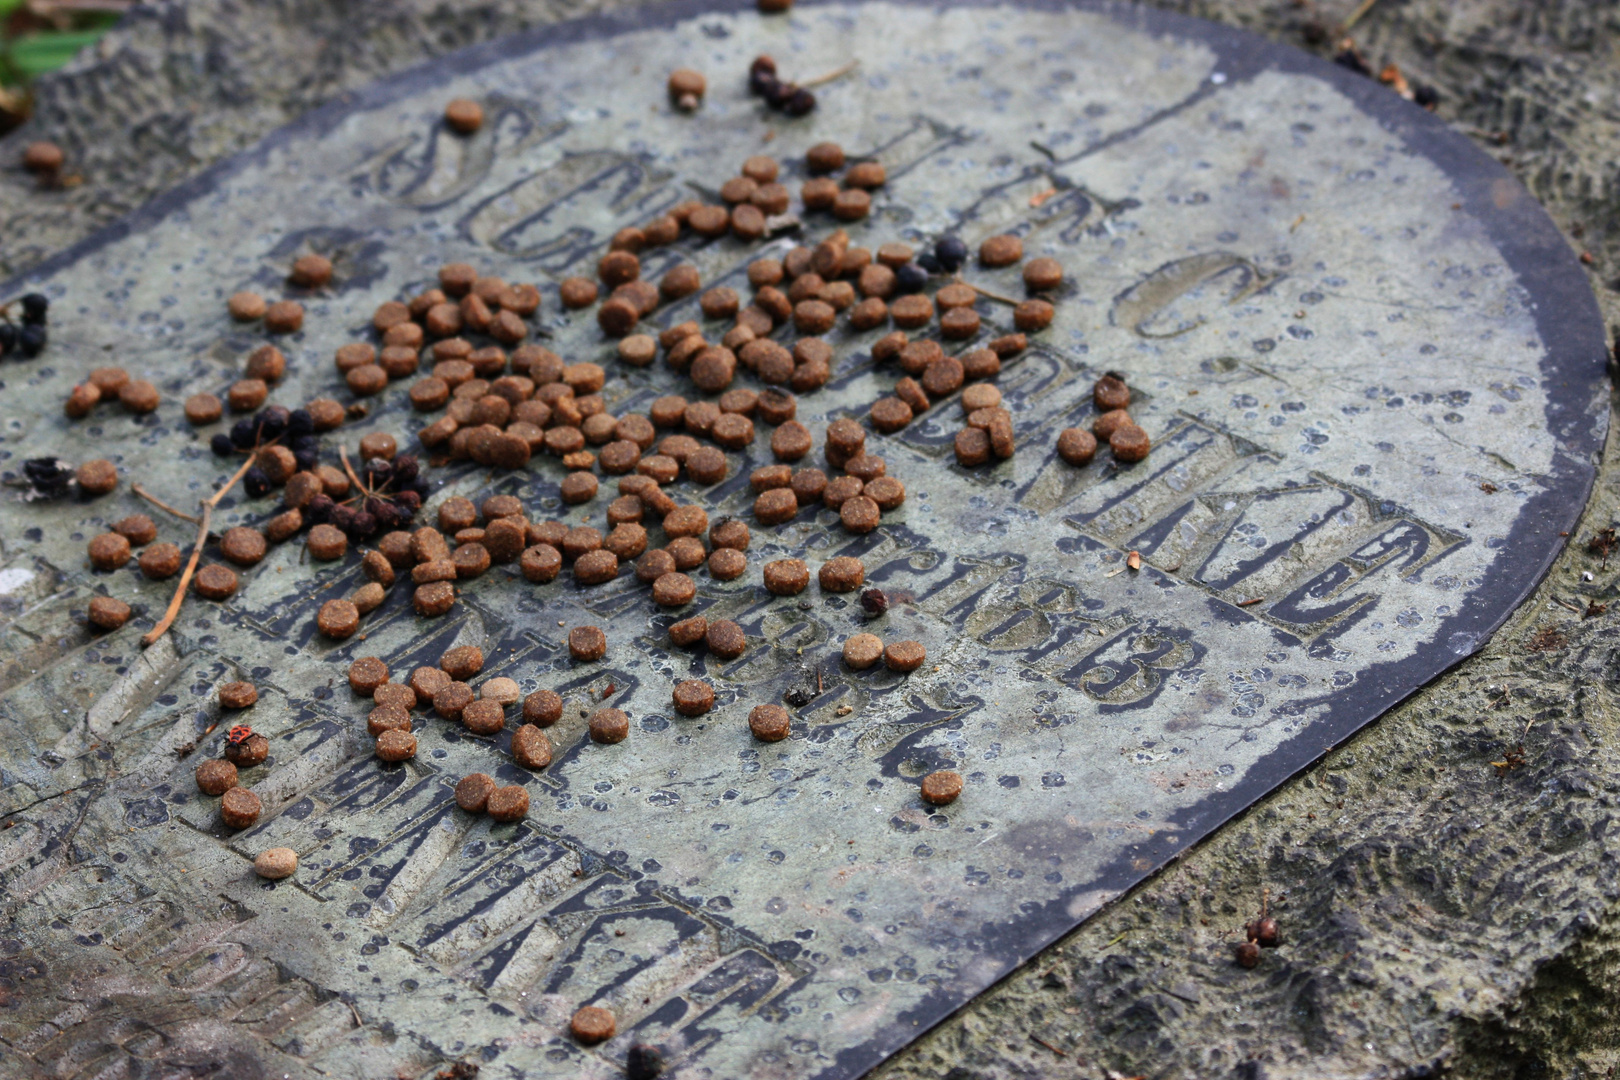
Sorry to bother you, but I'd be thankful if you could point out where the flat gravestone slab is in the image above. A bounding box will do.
[0,0,1605,1077]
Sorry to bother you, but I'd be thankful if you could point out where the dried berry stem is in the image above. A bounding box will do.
[1341,0,1379,32]
[338,444,375,499]
[800,60,859,89]
[141,452,259,648]
[960,276,1021,306]
[131,483,201,524]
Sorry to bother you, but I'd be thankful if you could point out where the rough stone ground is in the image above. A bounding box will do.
[3,1,1620,1077]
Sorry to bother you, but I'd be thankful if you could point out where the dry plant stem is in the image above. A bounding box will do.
[141,451,259,648]
[338,444,371,498]
[1341,0,1380,32]
[132,482,200,524]
[959,275,1021,306]
[801,60,859,89]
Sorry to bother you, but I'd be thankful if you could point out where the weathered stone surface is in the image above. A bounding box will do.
[0,1,1617,1078]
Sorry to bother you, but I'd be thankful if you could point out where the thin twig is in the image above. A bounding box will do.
[1029,1034,1067,1058]
[957,275,1022,306]
[338,444,370,498]
[141,453,258,648]
[132,483,200,524]
[1341,0,1379,32]
[800,60,859,89]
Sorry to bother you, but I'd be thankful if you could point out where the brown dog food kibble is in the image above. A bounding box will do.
[1057,426,1098,465]
[819,556,865,592]
[138,542,182,579]
[866,475,906,511]
[196,759,239,796]
[665,615,707,648]
[650,571,696,607]
[840,495,881,533]
[571,1005,616,1045]
[589,707,630,745]
[843,633,885,670]
[440,645,484,680]
[519,689,563,729]
[221,734,264,767]
[711,518,751,551]
[749,703,791,742]
[665,537,706,571]
[409,666,452,702]
[373,683,417,711]
[1024,257,1063,291]
[75,459,119,496]
[64,382,101,419]
[215,681,257,711]
[519,543,562,583]
[884,639,927,672]
[1013,298,1055,332]
[194,564,240,601]
[264,300,304,334]
[512,724,554,770]
[351,582,386,615]
[375,730,418,763]
[770,420,813,461]
[228,291,267,321]
[704,620,745,661]
[461,699,506,736]
[673,679,715,716]
[752,486,797,525]
[317,599,361,639]
[346,658,390,699]
[568,625,607,662]
[833,188,871,221]
[455,773,496,813]
[220,786,263,828]
[708,547,747,580]
[869,397,913,433]
[559,277,599,308]
[414,580,457,616]
[444,98,484,133]
[573,549,620,585]
[487,785,528,822]
[87,596,132,631]
[254,848,298,880]
[1094,374,1131,411]
[183,392,224,425]
[289,254,332,288]
[979,234,1023,267]
[433,681,475,721]
[304,523,347,561]
[921,769,964,805]
[763,558,810,595]
[954,426,992,466]
[481,676,521,706]
[1110,423,1152,462]
[368,704,412,736]
[220,526,267,566]
[112,514,157,546]
[1093,408,1132,441]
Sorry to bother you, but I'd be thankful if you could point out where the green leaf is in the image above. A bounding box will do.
[0,0,26,18]
[8,30,109,79]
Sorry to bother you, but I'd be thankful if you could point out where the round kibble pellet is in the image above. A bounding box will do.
[1024,257,1063,291]
[819,556,865,592]
[571,1006,616,1045]
[64,383,100,418]
[224,732,268,767]
[455,773,496,812]
[606,523,648,561]
[940,307,980,340]
[220,526,267,567]
[510,724,553,770]
[979,234,1023,267]
[184,393,224,425]
[663,616,707,650]
[520,544,563,583]
[462,699,506,736]
[1093,409,1132,441]
[866,476,906,511]
[668,67,706,107]
[445,98,483,133]
[73,461,118,500]
[673,679,715,716]
[228,292,267,321]
[763,558,809,595]
[652,572,697,607]
[196,759,239,796]
[559,277,599,308]
[254,848,299,880]
[793,300,836,335]
[849,454,889,482]
[708,547,747,581]
[843,633,884,670]
[1111,423,1151,463]
[414,580,457,616]
[841,496,881,534]
[711,518,750,551]
[636,548,676,583]
[375,730,418,763]
[264,300,304,334]
[921,769,963,805]
[687,446,729,485]
[1094,375,1131,411]
[869,397,913,433]
[706,619,746,660]
[440,645,484,680]
[833,189,871,221]
[139,542,182,579]
[409,667,452,703]
[433,682,475,721]
[897,374,936,413]
[754,487,798,526]
[807,141,845,173]
[220,786,262,828]
[825,418,865,468]
[589,708,629,744]
[599,250,640,287]
[823,475,863,510]
[317,599,360,639]
[219,681,259,709]
[574,549,619,585]
[481,677,521,706]
[368,704,412,736]
[664,537,705,570]
[195,564,239,601]
[451,542,490,580]
[1057,427,1098,465]
[351,582,386,615]
[289,254,332,288]
[1014,298,1055,332]
[749,704,791,742]
[485,785,528,822]
[373,683,417,711]
[87,596,132,631]
[569,625,607,661]
[770,420,813,461]
[955,427,991,466]
[791,468,827,504]
[891,295,934,330]
[884,639,927,672]
[522,689,563,728]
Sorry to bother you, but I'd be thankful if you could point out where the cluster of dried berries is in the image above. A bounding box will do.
[1235,890,1282,967]
[0,292,48,359]
[748,55,815,117]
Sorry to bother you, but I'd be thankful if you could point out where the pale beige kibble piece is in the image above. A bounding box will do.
[480,676,522,706]
[253,847,299,880]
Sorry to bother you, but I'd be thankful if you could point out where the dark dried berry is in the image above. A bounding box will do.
[293,447,318,471]
[784,88,816,116]
[289,433,319,455]
[210,433,236,456]
[20,294,49,324]
[1235,941,1261,968]
[934,236,967,272]
[750,55,777,78]
[860,587,889,615]
[750,70,781,97]
[330,504,356,531]
[395,489,422,514]
[1249,917,1279,947]
[18,325,45,357]
[257,405,290,438]
[348,511,377,539]
[307,493,335,523]
[365,458,393,485]
[287,407,315,436]
[243,467,272,499]
[393,455,420,484]
[1333,47,1372,76]
[894,263,929,294]
[627,1043,666,1080]
[764,79,797,108]
[1412,83,1440,109]
[230,418,259,449]
[0,324,15,356]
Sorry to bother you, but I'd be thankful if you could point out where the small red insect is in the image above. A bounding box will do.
[227,725,254,745]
